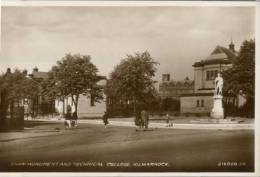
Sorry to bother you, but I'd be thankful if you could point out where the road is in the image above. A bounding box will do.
[0,120,254,172]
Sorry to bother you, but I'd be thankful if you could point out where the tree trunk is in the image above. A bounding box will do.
[133,96,137,116]
[62,98,65,117]
[71,94,79,115]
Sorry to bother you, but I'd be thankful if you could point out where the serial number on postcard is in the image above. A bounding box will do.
[217,161,246,167]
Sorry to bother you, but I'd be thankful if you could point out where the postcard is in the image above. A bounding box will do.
[0,1,259,176]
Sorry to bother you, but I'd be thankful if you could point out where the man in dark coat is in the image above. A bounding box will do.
[135,111,142,131]
[102,111,109,128]
[65,105,72,129]
[72,111,78,127]
[141,109,149,129]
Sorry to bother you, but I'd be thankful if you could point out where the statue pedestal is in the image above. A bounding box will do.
[211,95,224,119]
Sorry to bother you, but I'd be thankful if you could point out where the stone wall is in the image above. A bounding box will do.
[55,93,106,118]
[180,95,213,114]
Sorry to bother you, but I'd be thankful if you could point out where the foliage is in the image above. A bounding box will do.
[106,51,159,114]
[43,53,103,113]
[0,69,39,104]
[222,39,255,117]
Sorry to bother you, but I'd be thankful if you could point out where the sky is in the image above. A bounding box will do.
[0,6,255,83]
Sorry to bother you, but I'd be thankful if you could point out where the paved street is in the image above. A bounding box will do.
[0,120,254,172]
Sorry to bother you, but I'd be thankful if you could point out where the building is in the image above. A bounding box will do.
[180,42,238,114]
[30,68,107,118]
[159,74,194,99]
[55,79,107,118]
[29,67,55,116]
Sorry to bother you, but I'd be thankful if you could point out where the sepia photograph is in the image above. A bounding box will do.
[0,1,258,175]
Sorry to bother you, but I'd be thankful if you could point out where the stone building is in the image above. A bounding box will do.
[180,42,238,114]
[55,79,107,118]
[159,74,194,99]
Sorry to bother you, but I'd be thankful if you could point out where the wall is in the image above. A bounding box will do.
[55,93,106,118]
[180,95,213,114]
[194,67,203,93]
[77,93,106,117]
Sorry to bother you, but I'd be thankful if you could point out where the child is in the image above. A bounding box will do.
[102,111,109,128]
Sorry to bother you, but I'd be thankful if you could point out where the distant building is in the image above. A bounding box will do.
[159,74,194,100]
[180,42,239,114]
[162,74,170,82]
[57,79,107,118]
[30,68,107,118]
[29,67,54,116]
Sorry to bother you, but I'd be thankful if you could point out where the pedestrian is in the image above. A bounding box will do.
[141,109,149,130]
[166,113,170,127]
[134,111,142,131]
[102,111,109,128]
[72,111,78,127]
[65,105,72,129]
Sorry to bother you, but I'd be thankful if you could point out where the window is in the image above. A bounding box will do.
[196,100,200,107]
[215,70,218,78]
[206,71,210,80]
[201,100,204,107]
[210,71,214,79]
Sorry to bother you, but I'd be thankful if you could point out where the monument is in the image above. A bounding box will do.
[210,73,224,119]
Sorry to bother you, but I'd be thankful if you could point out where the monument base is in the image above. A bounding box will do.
[211,95,224,119]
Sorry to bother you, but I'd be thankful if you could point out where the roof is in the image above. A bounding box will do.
[160,79,194,87]
[193,45,237,67]
[31,71,48,79]
[97,79,107,86]
[181,92,235,97]
[181,93,214,97]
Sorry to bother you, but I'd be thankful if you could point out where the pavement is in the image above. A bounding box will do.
[26,116,254,130]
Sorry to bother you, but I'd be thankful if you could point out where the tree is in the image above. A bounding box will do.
[222,39,255,117]
[0,69,39,130]
[44,54,103,115]
[107,51,159,114]
[0,69,39,105]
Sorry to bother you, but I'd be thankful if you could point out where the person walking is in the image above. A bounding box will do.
[141,109,149,130]
[72,111,78,127]
[166,113,170,127]
[102,111,109,128]
[65,105,72,129]
[135,111,142,131]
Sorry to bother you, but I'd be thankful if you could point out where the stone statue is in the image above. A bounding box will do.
[214,73,223,95]
[211,72,224,119]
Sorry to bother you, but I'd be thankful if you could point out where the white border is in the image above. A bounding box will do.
[0,1,259,177]
[1,0,258,6]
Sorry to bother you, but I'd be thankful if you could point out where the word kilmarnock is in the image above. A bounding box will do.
[7,161,170,172]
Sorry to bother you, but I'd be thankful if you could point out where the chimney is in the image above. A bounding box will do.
[33,67,39,72]
[229,40,235,52]
[6,68,11,75]
[22,69,28,76]
[162,74,170,82]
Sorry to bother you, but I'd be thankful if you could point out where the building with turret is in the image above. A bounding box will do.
[180,41,238,114]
